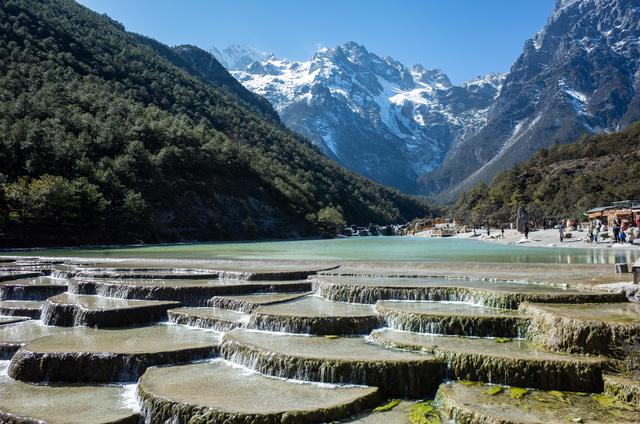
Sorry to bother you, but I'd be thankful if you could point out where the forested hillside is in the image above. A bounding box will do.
[0,0,431,246]
[451,123,640,226]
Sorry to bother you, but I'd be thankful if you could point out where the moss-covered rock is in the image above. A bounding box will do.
[435,381,640,424]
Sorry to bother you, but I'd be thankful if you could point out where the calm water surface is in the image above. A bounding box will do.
[5,237,640,264]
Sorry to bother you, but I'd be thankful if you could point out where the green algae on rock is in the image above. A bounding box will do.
[370,329,608,392]
[520,302,640,355]
[168,307,248,332]
[41,293,180,328]
[375,300,529,338]
[372,399,400,412]
[604,372,640,405]
[248,296,380,335]
[408,401,442,424]
[8,324,220,382]
[221,328,444,398]
[137,359,380,424]
[435,381,640,424]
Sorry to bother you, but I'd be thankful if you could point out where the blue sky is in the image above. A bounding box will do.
[77,0,556,84]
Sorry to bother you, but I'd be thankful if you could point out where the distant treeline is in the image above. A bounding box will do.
[0,0,433,246]
[450,122,640,226]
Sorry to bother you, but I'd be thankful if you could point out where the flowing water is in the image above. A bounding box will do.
[5,237,640,263]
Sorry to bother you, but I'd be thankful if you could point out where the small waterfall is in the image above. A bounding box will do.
[8,347,218,383]
[378,310,530,338]
[247,314,381,335]
[312,281,522,309]
[167,311,243,332]
[220,338,443,398]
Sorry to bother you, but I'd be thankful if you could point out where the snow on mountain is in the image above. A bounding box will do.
[220,41,504,193]
[209,44,271,71]
[425,0,640,200]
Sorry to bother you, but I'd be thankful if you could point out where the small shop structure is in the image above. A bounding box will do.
[586,200,640,226]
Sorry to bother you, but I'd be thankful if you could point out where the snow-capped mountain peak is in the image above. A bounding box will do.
[209,44,271,71]
[221,41,504,192]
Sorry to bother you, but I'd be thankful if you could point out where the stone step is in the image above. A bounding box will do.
[0,276,68,301]
[41,293,180,327]
[137,359,379,423]
[0,321,70,359]
[370,328,609,392]
[0,362,138,424]
[209,291,311,312]
[248,295,380,335]
[0,300,43,319]
[168,307,249,331]
[604,372,640,405]
[0,272,43,282]
[0,316,29,326]
[520,302,640,355]
[312,276,627,309]
[70,279,312,306]
[375,300,529,338]
[74,267,220,280]
[8,324,220,382]
[221,328,443,398]
[435,381,639,424]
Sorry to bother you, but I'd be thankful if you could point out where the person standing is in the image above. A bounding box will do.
[559,225,564,243]
[594,224,600,243]
[524,225,529,239]
[613,224,620,243]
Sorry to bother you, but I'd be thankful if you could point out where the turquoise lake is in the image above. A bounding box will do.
[5,237,640,264]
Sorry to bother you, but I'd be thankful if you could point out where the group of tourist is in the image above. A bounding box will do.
[586,217,640,244]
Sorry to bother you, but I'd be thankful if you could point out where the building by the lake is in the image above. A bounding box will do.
[586,200,640,225]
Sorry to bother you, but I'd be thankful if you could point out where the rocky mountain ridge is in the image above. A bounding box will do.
[214,42,504,193]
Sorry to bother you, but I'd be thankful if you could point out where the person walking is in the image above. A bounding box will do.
[559,225,564,243]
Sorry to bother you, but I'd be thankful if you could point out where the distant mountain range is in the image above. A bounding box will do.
[213,0,640,199]
[211,43,504,193]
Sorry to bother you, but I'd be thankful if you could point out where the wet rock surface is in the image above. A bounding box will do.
[376,300,529,338]
[371,328,608,392]
[312,276,626,308]
[71,278,312,306]
[0,316,29,326]
[604,372,640,405]
[209,291,311,312]
[0,300,43,319]
[0,321,69,359]
[0,257,637,422]
[248,295,380,335]
[521,302,640,355]
[0,277,68,301]
[40,293,180,327]
[0,362,139,424]
[222,328,444,397]
[436,381,640,424]
[9,325,220,382]
[138,359,380,424]
[168,307,249,331]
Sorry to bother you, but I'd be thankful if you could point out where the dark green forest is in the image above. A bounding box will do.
[0,0,432,246]
[451,122,640,226]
